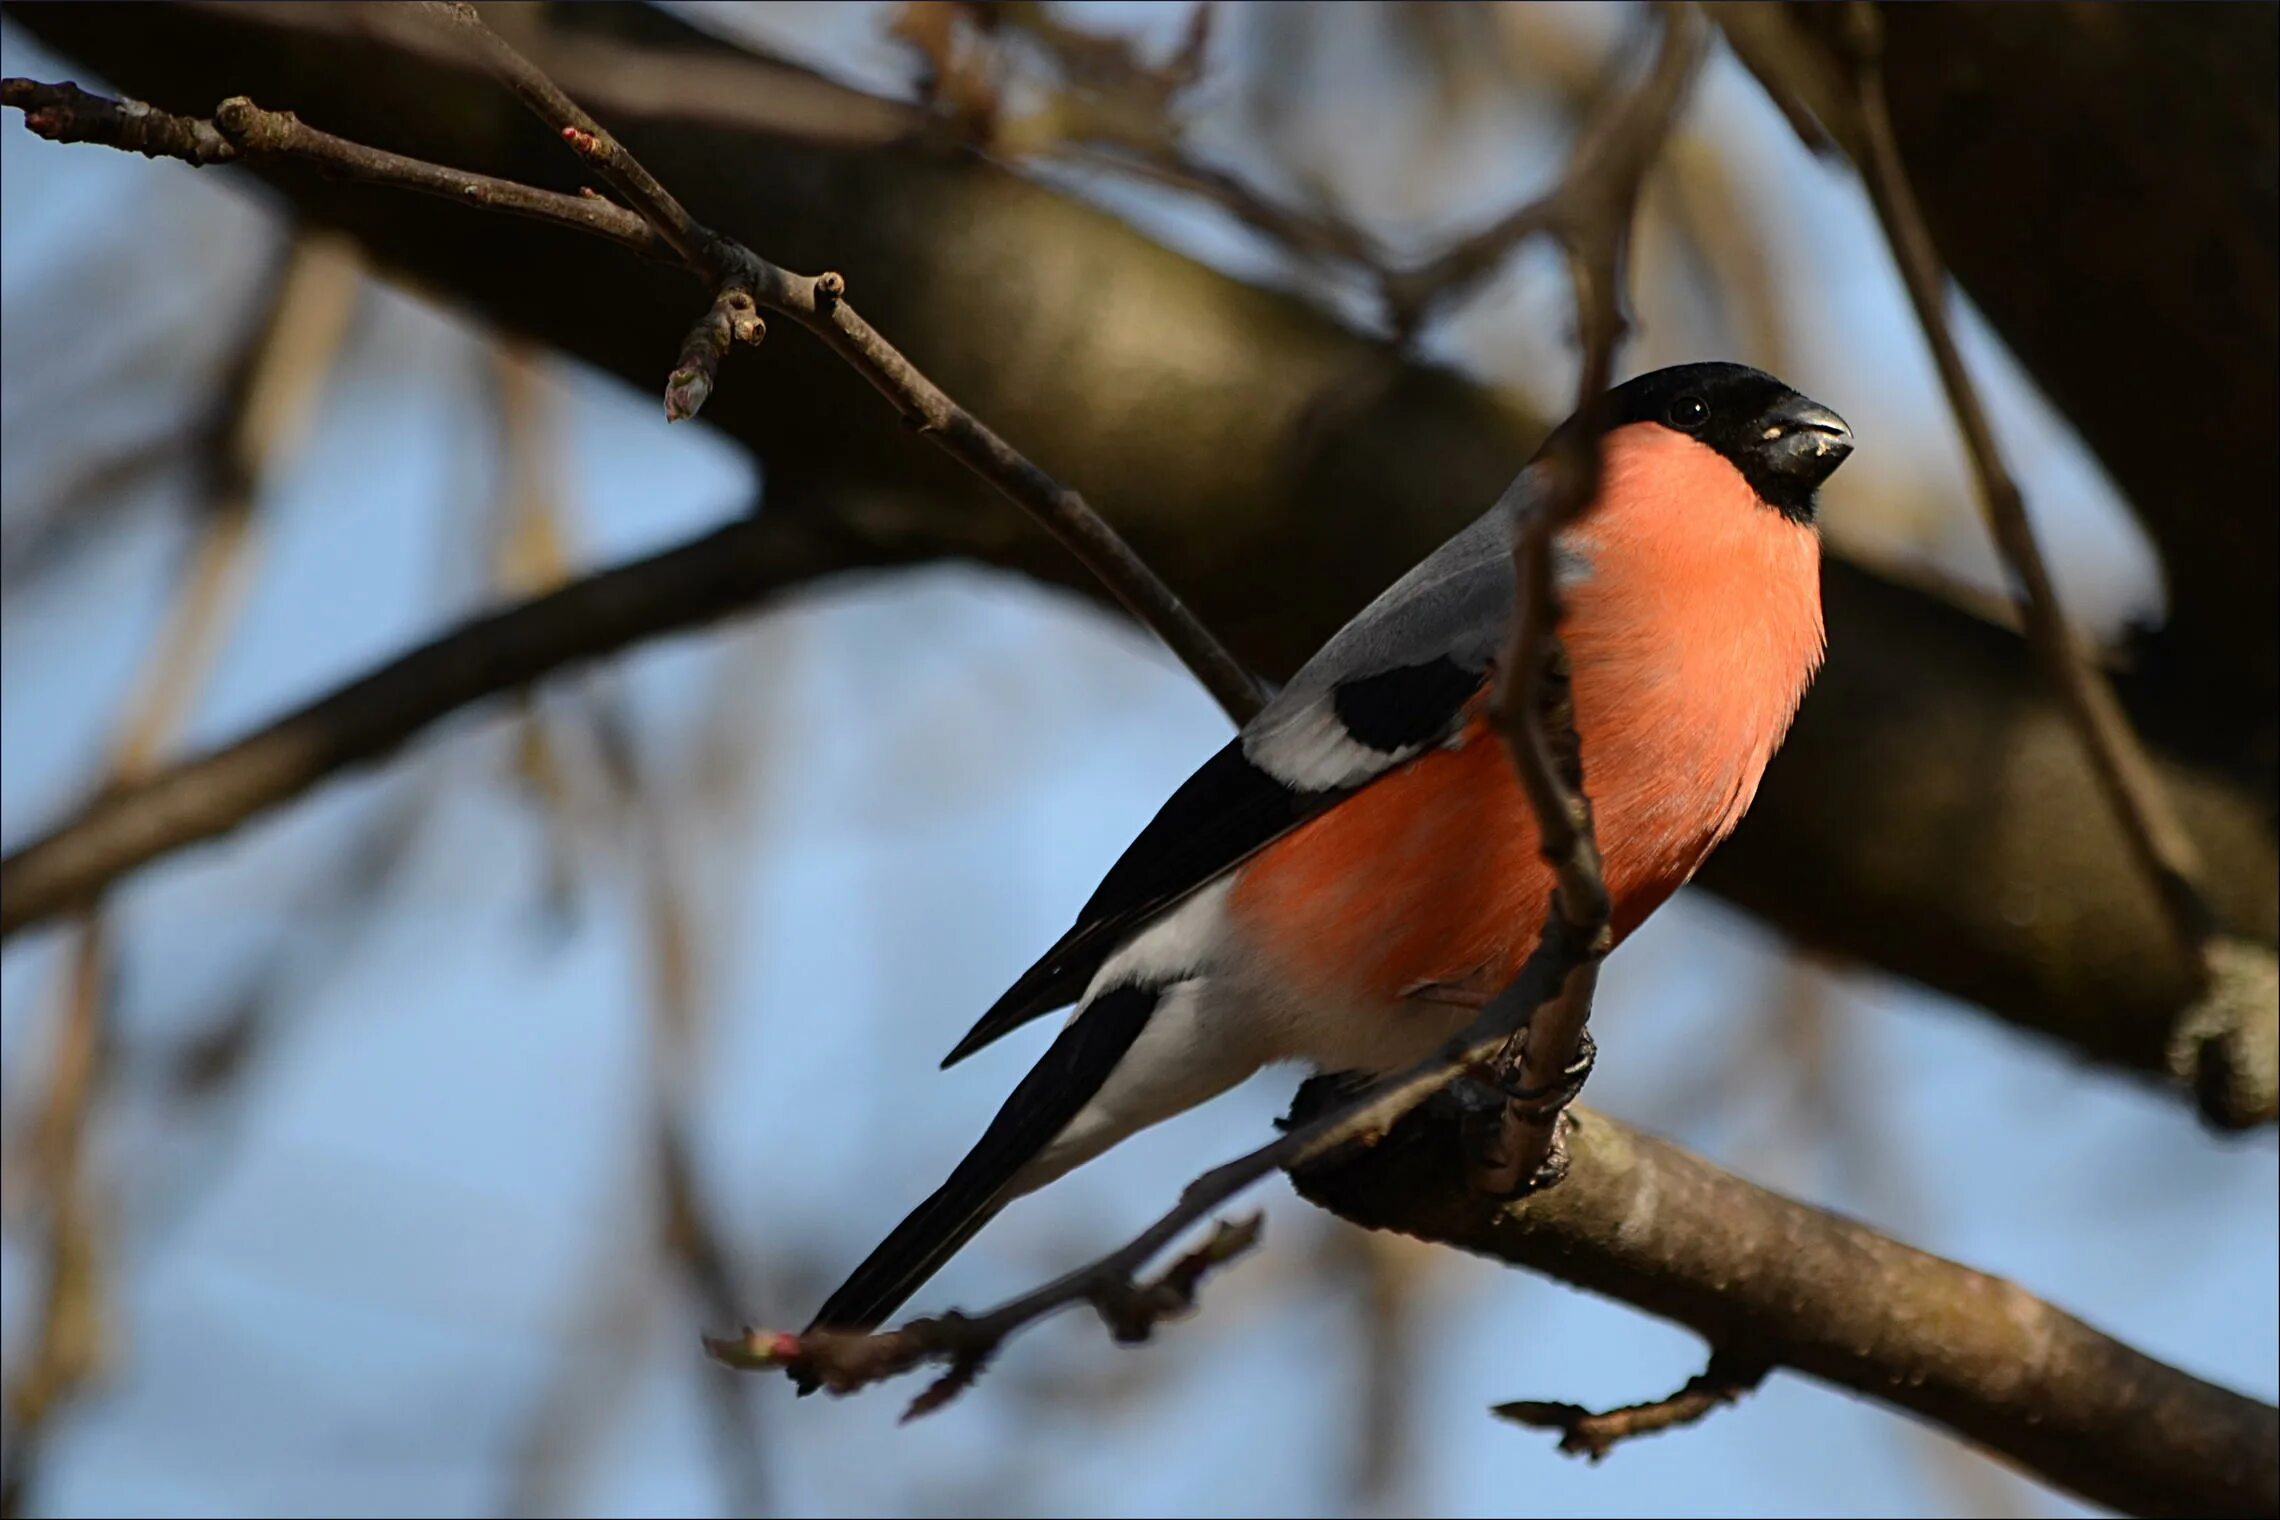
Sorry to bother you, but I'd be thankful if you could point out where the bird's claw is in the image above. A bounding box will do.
[1457,1028,1593,1199]
[1517,1113,1572,1194]
[1507,1028,1597,1112]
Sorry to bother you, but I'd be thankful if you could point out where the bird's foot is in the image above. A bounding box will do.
[1459,1030,1595,1198]
[1507,1028,1597,1112]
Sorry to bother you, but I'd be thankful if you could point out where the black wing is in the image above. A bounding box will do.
[940,653,1487,1068]
[942,483,1527,1071]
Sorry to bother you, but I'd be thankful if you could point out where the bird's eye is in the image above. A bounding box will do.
[1667,395,1709,431]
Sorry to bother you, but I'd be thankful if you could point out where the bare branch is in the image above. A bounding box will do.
[916,3,1393,277]
[1833,2,2259,1125]
[708,1214,1264,1419]
[415,1,715,270]
[0,78,669,259]
[1291,1088,2280,1520]
[1495,1347,1770,1461]
[1379,4,1707,339]
[10,45,1288,935]
[0,512,926,939]
[1480,0,1706,1190]
[6,49,1265,728]
[408,3,1265,723]
[709,912,1595,1410]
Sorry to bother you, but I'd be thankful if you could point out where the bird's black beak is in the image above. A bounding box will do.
[1760,397,1854,491]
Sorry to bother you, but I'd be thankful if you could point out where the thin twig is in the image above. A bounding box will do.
[0,79,670,259]
[1841,5,2214,970]
[1482,0,1705,1189]
[708,913,1594,1410]
[2,65,1264,727]
[702,5,1704,1409]
[1495,1348,1770,1460]
[417,1,716,270]
[1836,3,2247,1117]
[912,2,1695,350]
[915,2,1393,277]
[412,4,1265,722]
[1377,6,1703,340]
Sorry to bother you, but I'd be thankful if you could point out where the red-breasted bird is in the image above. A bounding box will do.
[809,361,1851,1335]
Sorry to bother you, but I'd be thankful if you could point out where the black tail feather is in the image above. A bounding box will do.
[939,950,1093,1069]
[806,982,1160,1339]
[802,1178,1004,1349]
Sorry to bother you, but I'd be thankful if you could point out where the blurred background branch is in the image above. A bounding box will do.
[1718,0,2274,1130]
[4,0,2270,1127]
[479,342,769,1514]
[0,229,360,1515]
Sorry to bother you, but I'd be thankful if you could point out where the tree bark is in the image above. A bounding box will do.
[1792,2,2279,731]
[1287,1083,2280,1520]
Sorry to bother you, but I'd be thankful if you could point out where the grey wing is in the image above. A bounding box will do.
[1239,483,1527,790]
[941,476,1536,1068]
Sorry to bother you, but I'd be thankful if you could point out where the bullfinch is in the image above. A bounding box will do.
[809,361,1852,1336]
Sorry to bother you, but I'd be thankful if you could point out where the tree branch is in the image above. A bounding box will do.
[708,914,1599,1409]
[0,77,670,258]
[1495,1347,1770,1461]
[1288,1086,2280,1519]
[413,1,1267,724]
[0,512,924,936]
[1838,4,2227,1020]
[4,52,1265,728]
[706,0,1707,1414]
[415,1,712,268]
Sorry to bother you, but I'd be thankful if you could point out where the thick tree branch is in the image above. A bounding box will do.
[1288,1087,2280,1519]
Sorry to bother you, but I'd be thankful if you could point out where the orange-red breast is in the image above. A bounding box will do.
[810,362,1852,1336]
